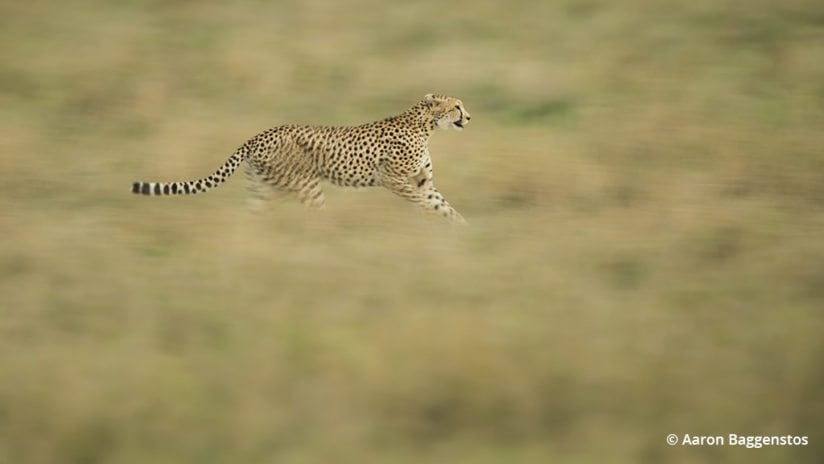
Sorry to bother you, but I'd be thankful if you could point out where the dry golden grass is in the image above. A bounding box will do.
[1,1,823,462]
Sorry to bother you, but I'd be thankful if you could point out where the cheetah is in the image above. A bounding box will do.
[132,94,471,223]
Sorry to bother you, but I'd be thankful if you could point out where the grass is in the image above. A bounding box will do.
[1,0,823,463]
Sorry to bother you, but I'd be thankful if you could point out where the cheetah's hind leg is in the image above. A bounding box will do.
[244,162,273,212]
[296,177,326,209]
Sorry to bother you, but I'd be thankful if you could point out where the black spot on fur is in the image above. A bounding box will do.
[141,183,150,195]
[163,184,170,194]
[132,182,140,194]
[417,178,426,187]
[154,183,161,195]
[172,184,178,194]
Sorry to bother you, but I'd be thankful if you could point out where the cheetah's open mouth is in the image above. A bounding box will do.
[453,121,464,130]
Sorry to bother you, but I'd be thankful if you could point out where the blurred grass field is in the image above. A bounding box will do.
[1,0,823,462]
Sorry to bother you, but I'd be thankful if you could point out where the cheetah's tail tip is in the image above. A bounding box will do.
[131,182,154,195]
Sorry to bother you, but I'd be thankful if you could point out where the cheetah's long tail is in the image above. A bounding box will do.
[131,145,248,196]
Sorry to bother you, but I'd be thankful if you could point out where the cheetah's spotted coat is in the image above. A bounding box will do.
[132,94,471,223]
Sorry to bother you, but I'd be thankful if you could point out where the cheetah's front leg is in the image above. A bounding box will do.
[381,171,466,224]
[411,158,467,224]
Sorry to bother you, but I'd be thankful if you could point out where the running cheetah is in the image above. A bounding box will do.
[132,94,471,223]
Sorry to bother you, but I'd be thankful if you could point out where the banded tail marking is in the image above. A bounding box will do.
[132,145,248,196]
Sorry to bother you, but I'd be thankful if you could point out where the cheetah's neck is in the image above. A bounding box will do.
[382,103,435,137]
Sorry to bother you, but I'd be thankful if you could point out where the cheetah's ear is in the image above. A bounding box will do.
[424,93,434,103]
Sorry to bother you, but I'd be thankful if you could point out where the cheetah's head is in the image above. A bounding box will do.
[424,94,471,131]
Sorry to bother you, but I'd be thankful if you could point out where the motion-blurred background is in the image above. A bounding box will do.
[1,0,822,462]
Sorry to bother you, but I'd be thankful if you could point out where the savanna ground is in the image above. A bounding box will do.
[1,0,823,462]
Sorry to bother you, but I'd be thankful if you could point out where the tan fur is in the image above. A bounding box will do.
[132,94,471,223]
